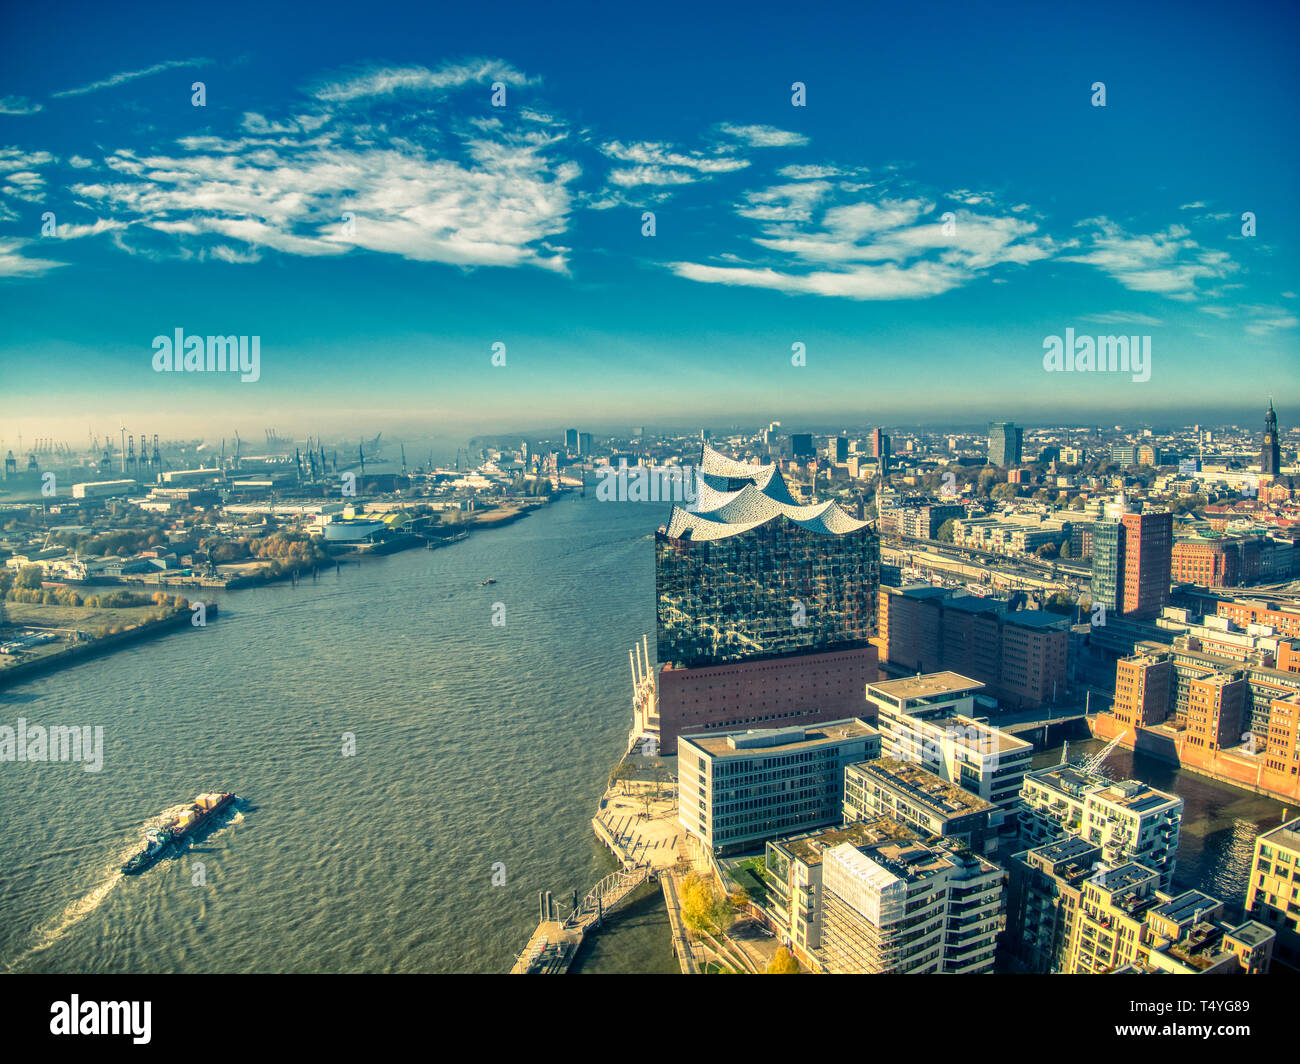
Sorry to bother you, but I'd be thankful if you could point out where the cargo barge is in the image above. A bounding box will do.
[121,792,236,875]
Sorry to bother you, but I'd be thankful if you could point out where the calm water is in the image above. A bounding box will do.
[0,495,1288,972]
[0,494,677,974]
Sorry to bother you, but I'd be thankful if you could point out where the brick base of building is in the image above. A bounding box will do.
[655,646,880,754]
[1091,712,1300,803]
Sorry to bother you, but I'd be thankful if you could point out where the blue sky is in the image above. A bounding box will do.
[1,0,1297,443]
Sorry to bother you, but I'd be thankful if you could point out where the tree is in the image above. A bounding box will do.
[1045,590,1074,614]
[14,565,43,590]
[936,518,957,544]
[766,946,799,974]
[680,872,733,935]
[991,483,1019,502]
[1059,540,1072,560]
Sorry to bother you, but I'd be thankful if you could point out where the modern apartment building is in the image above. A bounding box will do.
[1018,764,1183,888]
[843,757,996,853]
[1008,840,1274,974]
[818,831,1002,974]
[764,816,915,967]
[676,719,880,855]
[1245,816,1300,970]
[865,672,1032,833]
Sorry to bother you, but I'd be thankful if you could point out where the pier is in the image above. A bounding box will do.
[509,867,650,974]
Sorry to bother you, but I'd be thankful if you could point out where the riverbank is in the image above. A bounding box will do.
[0,602,217,690]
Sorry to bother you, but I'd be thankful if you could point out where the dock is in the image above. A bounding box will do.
[509,867,651,974]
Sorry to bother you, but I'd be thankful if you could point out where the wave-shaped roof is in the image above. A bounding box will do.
[665,446,872,541]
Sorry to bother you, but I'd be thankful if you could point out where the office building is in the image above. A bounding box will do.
[843,757,996,853]
[1091,519,1124,617]
[987,422,1023,467]
[870,428,891,468]
[1090,507,1173,620]
[898,502,964,541]
[1121,511,1173,619]
[1018,764,1182,888]
[676,719,879,855]
[791,433,815,460]
[1245,816,1300,970]
[564,428,578,453]
[875,585,1069,709]
[866,672,1033,833]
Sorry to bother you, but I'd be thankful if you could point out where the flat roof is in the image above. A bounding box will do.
[681,718,877,759]
[925,714,1033,754]
[774,816,917,867]
[850,757,995,818]
[1258,818,1300,855]
[1152,890,1219,924]
[867,671,985,702]
[1227,920,1274,947]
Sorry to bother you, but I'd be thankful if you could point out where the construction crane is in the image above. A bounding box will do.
[1080,730,1127,775]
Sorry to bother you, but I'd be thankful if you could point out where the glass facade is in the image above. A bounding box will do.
[655,518,880,668]
[1091,519,1123,614]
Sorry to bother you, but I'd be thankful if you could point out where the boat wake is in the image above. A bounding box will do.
[2,808,213,972]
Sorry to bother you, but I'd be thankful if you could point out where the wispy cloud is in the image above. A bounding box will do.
[670,178,1054,301]
[64,66,578,272]
[52,59,211,99]
[0,96,43,115]
[716,124,808,148]
[1062,218,1238,300]
[0,236,66,277]
[1080,311,1164,327]
[311,60,538,103]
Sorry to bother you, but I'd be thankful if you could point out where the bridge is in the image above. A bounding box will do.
[1001,711,1093,740]
[510,866,651,974]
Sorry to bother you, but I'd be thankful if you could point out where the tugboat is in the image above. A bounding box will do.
[121,792,236,875]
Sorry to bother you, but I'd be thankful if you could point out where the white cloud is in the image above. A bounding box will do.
[52,59,211,99]
[312,60,537,103]
[600,140,748,174]
[0,236,65,277]
[717,124,808,148]
[68,75,580,272]
[1080,311,1164,327]
[777,164,844,180]
[671,179,1055,301]
[0,96,43,115]
[1062,218,1237,300]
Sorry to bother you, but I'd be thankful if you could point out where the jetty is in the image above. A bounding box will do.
[510,867,650,974]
